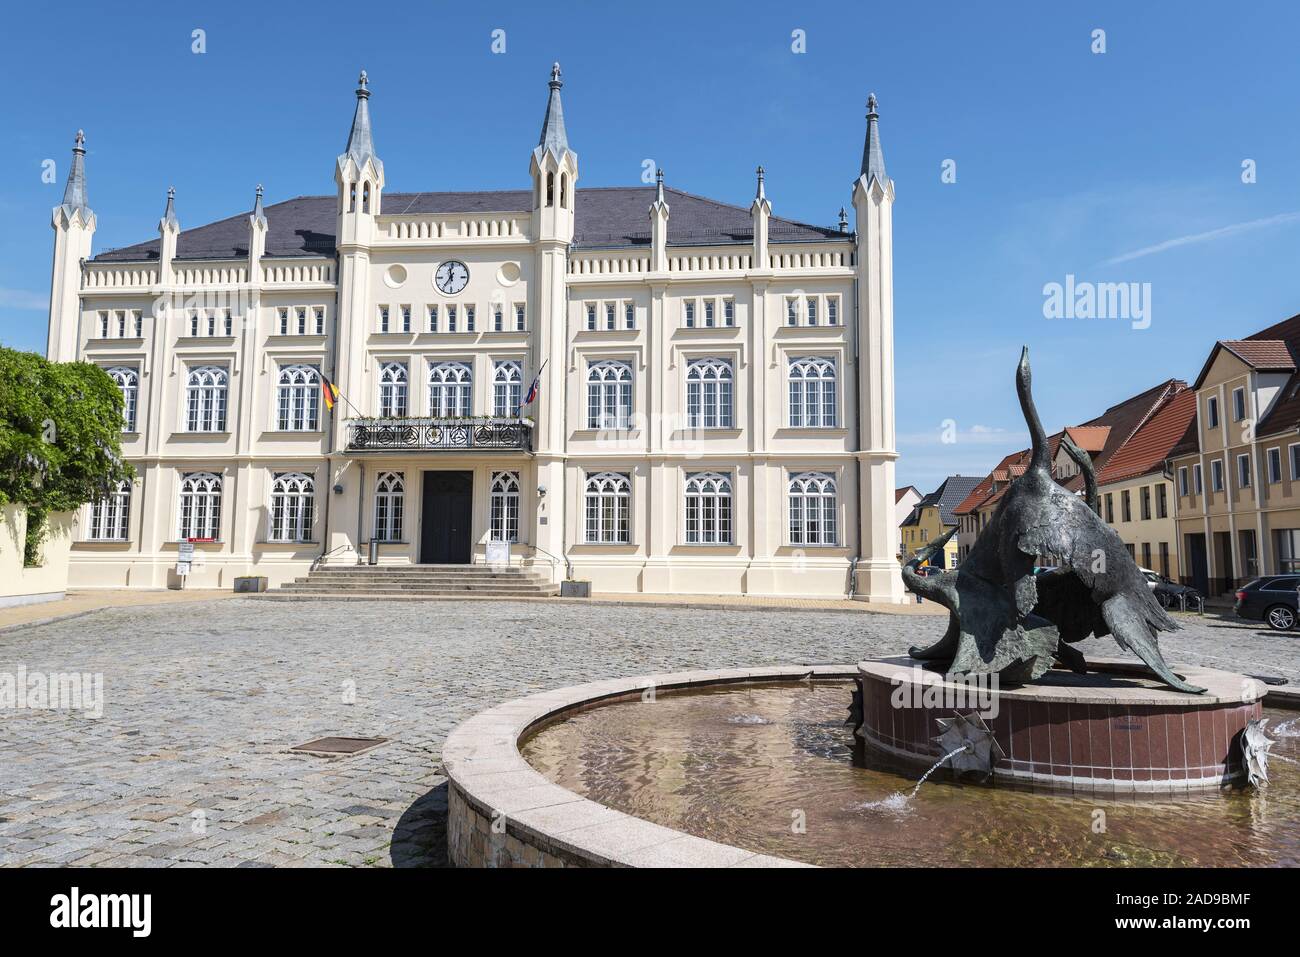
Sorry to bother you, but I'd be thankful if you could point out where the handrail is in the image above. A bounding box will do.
[531,543,572,581]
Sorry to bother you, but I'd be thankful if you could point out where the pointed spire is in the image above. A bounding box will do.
[838,206,848,232]
[162,186,178,228]
[655,167,665,205]
[755,165,766,201]
[860,93,887,185]
[252,184,267,225]
[534,61,575,165]
[342,69,381,175]
[60,130,91,216]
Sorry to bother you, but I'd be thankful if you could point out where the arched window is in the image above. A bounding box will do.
[269,472,315,543]
[546,171,555,207]
[788,356,837,428]
[374,471,404,541]
[560,172,569,209]
[185,366,228,432]
[89,480,131,541]
[378,362,408,417]
[178,471,222,541]
[685,472,732,544]
[489,471,520,543]
[493,360,523,417]
[788,471,838,546]
[685,358,734,429]
[361,181,371,213]
[428,361,472,418]
[586,360,633,430]
[276,364,320,431]
[349,182,357,212]
[584,471,630,543]
[107,366,138,432]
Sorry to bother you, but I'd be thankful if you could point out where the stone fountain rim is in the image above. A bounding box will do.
[442,664,858,868]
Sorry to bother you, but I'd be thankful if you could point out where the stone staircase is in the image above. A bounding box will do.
[261,564,560,599]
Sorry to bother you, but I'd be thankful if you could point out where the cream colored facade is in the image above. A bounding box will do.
[46,69,905,600]
[0,507,76,607]
[1171,347,1300,594]
[1098,472,1179,579]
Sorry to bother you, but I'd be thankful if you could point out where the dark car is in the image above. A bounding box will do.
[1234,575,1300,630]
[1138,568,1201,609]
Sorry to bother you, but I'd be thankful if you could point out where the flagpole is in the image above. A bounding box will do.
[517,358,549,416]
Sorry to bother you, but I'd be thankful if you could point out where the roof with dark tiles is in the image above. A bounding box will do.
[93,186,847,263]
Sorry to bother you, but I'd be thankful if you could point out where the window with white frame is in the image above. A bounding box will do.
[493,305,504,332]
[88,480,130,540]
[685,358,734,429]
[428,305,439,332]
[1193,463,1203,494]
[789,471,838,545]
[586,303,597,331]
[185,366,228,432]
[96,311,110,338]
[107,366,138,432]
[1238,453,1252,489]
[278,308,290,335]
[428,361,472,417]
[447,305,458,332]
[806,297,818,325]
[788,356,837,427]
[493,360,523,417]
[1211,459,1224,492]
[605,303,616,330]
[379,305,391,333]
[584,472,631,543]
[269,472,315,542]
[276,364,320,431]
[515,304,526,331]
[703,299,716,327]
[587,360,633,430]
[313,307,325,334]
[827,296,839,326]
[1290,444,1300,481]
[178,471,222,540]
[1233,387,1246,421]
[624,303,635,329]
[683,299,696,328]
[1178,466,1189,497]
[786,298,798,326]
[1206,395,1219,429]
[466,305,476,332]
[373,472,404,541]
[188,310,232,337]
[489,471,520,543]
[378,362,408,417]
[685,472,732,544]
[1268,447,1282,484]
[723,298,735,326]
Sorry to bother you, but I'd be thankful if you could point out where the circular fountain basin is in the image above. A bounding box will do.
[857,657,1264,796]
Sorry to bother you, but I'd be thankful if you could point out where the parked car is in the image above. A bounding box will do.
[1137,567,1202,609]
[1234,575,1300,630]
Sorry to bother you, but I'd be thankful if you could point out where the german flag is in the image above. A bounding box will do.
[320,374,341,412]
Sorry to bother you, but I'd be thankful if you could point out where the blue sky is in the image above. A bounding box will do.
[3,1,1299,491]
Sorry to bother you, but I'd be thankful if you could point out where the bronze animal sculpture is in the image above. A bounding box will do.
[903,347,1204,694]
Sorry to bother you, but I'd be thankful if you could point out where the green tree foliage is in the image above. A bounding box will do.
[0,349,134,551]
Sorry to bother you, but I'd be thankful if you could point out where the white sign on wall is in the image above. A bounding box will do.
[486,542,510,567]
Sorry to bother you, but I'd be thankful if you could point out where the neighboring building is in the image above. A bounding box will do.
[46,69,907,600]
[1169,313,1300,596]
[1095,387,1195,579]
[953,378,1188,568]
[899,475,981,568]
[894,485,921,532]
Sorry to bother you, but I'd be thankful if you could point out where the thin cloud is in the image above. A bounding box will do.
[1102,211,1300,265]
[0,287,49,311]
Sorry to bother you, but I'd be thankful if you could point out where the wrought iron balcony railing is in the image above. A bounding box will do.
[345,417,533,453]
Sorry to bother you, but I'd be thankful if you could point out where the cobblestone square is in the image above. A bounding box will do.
[1,598,1295,867]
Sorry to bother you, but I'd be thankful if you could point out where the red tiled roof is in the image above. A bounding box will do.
[895,485,919,504]
[1097,388,1198,484]
[1220,339,1296,370]
[1063,425,1110,453]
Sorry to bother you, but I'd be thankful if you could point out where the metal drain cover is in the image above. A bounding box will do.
[290,736,388,756]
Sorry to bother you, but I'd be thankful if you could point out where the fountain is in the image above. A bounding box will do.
[443,349,1296,867]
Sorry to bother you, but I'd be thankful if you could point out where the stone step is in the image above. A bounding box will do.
[295,576,552,586]
[273,586,560,597]
[252,591,561,602]
[305,568,548,578]
[311,565,548,574]
[277,582,558,594]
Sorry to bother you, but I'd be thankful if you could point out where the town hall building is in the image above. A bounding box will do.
[46,65,906,601]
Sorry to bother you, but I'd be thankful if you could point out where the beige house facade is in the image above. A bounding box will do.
[46,68,905,600]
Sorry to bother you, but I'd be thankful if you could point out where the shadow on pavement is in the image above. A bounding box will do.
[390,782,450,868]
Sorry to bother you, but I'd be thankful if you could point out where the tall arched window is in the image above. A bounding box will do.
[493,360,523,417]
[685,358,734,429]
[489,471,520,543]
[788,471,838,546]
[788,356,837,428]
[685,472,732,544]
[584,472,630,543]
[374,471,404,541]
[107,366,139,432]
[546,171,555,207]
[178,471,222,540]
[428,361,472,418]
[378,362,408,417]
[361,181,371,213]
[349,182,357,212]
[586,360,633,430]
[185,366,228,432]
[560,172,569,209]
[269,472,315,542]
[276,364,320,431]
[89,480,131,540]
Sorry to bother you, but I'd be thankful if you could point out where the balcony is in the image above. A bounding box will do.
[345,417,533,453]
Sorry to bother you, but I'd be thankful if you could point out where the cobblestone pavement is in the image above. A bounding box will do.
[0,599,1295,868]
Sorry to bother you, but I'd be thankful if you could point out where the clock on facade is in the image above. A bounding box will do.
[435,260,470,295]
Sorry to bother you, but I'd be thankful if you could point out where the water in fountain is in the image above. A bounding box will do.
[854,744,971,813]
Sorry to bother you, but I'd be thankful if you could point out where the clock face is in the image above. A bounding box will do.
[435,260,470,295]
